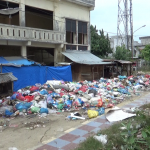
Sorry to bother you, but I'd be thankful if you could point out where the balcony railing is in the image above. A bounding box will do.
[0,24,65,44]
[67,0,95,7]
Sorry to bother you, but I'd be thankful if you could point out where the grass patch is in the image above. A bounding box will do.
[75,103,150,150]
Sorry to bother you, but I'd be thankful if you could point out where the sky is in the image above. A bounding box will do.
[91,0,150,42]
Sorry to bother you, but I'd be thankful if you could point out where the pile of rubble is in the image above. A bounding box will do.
[0,74,150,122]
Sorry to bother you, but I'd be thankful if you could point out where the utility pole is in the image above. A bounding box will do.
[130,0,134,59]
[117,0,133,51]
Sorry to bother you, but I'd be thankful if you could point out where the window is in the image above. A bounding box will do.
[66,19,76,44]
[78,21,87,45]
[78,46,87,51]
[66,45,77,50]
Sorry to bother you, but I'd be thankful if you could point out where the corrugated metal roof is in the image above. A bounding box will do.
[62,50,114,65]
[0,72,18,84]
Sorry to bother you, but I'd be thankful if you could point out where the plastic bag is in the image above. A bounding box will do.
[11,93,18,100]
[88,110,98,119]
[5,109,13,116]
[90,98,103,107]
[38,100,47,108]
[15,102,32,110]
[57,103,64,110]
[40,89,48,95]
[96,107,105,115]
[16,93,25,101]
[24,95,34,102]
[64,100,72,108]
[30,86,39,92]
[93,135,107,145]
[31,106,40,113]
[40,108,48,114]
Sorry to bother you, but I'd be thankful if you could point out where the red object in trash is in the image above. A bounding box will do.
[145,74,150,78]
[97,99,103,107]
[59,92,64,97]
[128,76,133,79]
[145,81,149,85]
[24,95,34,102]
[107,104,114,108]
[16,93,25,101]
[30,86,39,92]
[48,91,53,94]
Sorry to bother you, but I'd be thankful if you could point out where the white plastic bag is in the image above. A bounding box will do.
[93,135,107,145]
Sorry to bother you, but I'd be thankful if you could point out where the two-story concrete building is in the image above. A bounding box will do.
[0,0,95,66]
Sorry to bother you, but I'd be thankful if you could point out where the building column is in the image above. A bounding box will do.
[54,45,64,66]
[21,46,27,57]
[19,0,25,27]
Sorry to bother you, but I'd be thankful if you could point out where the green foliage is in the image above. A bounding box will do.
[75,103,150,150]
[113,45,132,60]
[91,25,112,57]
[141,44,150,61]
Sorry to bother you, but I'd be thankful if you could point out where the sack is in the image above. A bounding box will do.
[88,110,98,119]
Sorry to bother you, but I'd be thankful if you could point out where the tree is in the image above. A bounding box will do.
[113,45,131,60]
[141,44,150,62]
[91,25,112,57]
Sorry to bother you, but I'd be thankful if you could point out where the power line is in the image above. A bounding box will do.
[103,30,147,37]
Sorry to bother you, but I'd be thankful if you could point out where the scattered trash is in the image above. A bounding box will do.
[93,134,107,145]
[0,74,150,130]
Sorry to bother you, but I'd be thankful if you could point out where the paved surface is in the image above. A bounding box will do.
[35,93,150,150]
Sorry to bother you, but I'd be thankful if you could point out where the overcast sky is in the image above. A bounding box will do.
[91,0,150,42]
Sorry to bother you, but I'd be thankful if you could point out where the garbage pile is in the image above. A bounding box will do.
[0,75,150,121]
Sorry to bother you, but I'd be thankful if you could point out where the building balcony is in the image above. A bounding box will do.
[0,24,65,44]
[66,0,95,7]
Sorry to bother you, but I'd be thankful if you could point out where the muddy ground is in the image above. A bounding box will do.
[0,91,149,150]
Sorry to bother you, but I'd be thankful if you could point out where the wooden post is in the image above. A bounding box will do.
[92,66,94,80]
[1,65,2,73]
[130,64,132,75]
[103,65,105,78]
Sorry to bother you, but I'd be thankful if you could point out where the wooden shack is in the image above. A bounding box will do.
[61,51,114,81]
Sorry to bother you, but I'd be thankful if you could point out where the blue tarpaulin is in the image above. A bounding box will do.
[4,57,35,66]
[47,66,72,81]
[0,56,36,66]
[2,65,72,91]
[0,57,9,64]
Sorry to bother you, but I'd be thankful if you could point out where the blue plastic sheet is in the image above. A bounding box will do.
[2,66,46,91]
[47,66,72,81]
[2,65,72,91]
[0,57,9,64]
[4,57,35,66]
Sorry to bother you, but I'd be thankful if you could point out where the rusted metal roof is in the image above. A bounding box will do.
[0,73,18,84]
